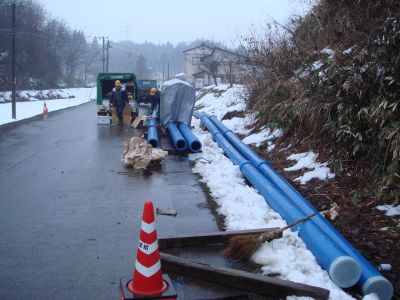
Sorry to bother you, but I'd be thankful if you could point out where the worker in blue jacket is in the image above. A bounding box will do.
[109,80,129,123]
[149,87,160,115]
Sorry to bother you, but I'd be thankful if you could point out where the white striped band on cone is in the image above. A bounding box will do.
[134,219,161,277]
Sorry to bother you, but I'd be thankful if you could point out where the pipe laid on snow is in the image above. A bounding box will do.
[207,114,393,300]
[147,117,159,148]
[197,112,360,288]
[167,122,186,151]
[178,123,202,153]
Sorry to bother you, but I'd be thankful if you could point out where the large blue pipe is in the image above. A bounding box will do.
[206,114,393,300]
[197,112,360,288]
[147,117,159,148]
[167,122,186,151]
[178,123,202,153]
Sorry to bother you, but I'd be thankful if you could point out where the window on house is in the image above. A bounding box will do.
[192,57,201,65]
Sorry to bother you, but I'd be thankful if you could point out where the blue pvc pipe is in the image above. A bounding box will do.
[207,114,393,300]
[167,122,186,151]
[178,123,202,153]
[147,117,159,148]
[198,113,360,288]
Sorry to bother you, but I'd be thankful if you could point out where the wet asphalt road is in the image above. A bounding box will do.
[0,102,220,299]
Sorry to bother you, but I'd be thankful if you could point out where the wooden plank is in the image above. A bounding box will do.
[160,253,330,300]
[158,227,280,249]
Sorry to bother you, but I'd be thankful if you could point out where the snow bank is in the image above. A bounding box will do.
[243,127,282,147]
[190,117,354,300]
[0,87,92,103]
[0,88,94,125]
[195,84,246,119]
[284,152,335,184]
[221,115,255,135]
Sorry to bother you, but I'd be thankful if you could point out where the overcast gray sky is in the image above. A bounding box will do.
[38,0,310,45]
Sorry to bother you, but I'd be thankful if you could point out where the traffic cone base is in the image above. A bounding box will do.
[127,278,168,295]
[120,275,176,300]
[119,200,176,299]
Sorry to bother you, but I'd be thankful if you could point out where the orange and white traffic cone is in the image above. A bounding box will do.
[43,101,48,117]
[120,200,177,300]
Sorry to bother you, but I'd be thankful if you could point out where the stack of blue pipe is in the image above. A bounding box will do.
[147,118,159,148]
[195,111,393,300]
[167,121,202,153]
[147,105,160,148]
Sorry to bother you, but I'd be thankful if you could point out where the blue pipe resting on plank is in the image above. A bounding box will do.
[206,113,393,300]
[196,112,361,288]
[147,117,159,148]
[178,123,202,153]
[167,122,186,151]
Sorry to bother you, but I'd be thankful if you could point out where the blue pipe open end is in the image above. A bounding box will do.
[177,123,202,153]
[190,140,202,152]
[167,122,187,151]
[329,256,361,288]
[148,137,158,148]
[363,276,394,300]
[175,139,186,151]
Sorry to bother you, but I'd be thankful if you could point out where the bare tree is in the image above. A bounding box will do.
[199,56,219,86]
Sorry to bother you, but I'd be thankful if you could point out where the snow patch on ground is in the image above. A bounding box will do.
[195,84,246,119]
[284,152,335,184]
[376,204,400,217]
[361,293,380,300]
[190,117,354,300]
[221,115,255,135]
[242,127,282,147]
[321,48,335,59]
[0,88,94,125]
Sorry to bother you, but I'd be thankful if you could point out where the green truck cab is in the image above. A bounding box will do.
[96,73,139,124]
[96,73,138,107]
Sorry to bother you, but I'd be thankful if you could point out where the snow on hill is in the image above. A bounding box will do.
[0,88,94,125]
[190,85,361,300]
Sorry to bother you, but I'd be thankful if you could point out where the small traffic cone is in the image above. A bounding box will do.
[120,200,177,299]
[43,101,48,116]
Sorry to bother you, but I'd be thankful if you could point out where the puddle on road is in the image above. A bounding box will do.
[117,162,162,177]
[117,170,150,177]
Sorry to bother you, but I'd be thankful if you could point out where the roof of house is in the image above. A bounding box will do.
[183,43,244,59]
[183,43,213,53]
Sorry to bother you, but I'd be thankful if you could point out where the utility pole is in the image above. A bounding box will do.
[106,39,110,72]
[2,2,23,119]
[162,53,165,81]
[102,37,105,72]
[11,2,16,119]
[97,36,108,73]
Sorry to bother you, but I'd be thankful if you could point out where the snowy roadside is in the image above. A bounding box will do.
[190,85,365,299]
[0,88,95,125]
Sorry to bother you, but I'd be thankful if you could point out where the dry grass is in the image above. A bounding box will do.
[240,0,400,187]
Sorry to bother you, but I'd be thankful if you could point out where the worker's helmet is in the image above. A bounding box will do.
[115,80,121,87]
[150,88,157,95]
